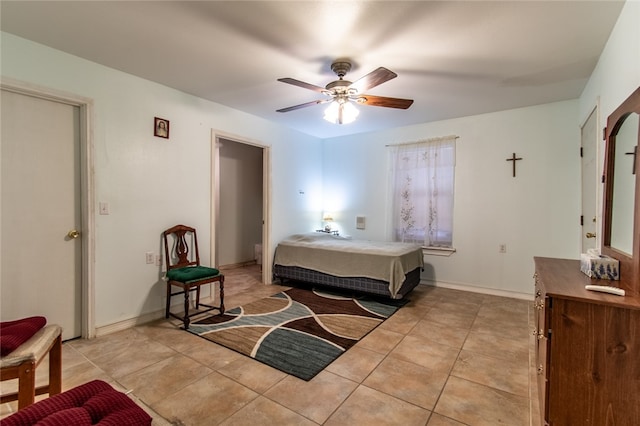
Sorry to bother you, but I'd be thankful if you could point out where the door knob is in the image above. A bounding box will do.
[586,232,596,239]
[67,229,80,239]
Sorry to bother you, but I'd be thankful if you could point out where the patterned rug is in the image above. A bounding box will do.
[187,286,405,380]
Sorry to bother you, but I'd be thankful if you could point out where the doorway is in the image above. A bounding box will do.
[211,132,271,284]
[581,106,598,253]
[1,81,94,339]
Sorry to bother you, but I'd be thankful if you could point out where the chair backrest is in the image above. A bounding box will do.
[163,224,201,271]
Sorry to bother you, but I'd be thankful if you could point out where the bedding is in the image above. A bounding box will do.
[273,232,424,299]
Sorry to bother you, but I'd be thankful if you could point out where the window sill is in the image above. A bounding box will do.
[422,246,456,257]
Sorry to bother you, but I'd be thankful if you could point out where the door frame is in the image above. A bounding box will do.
[1,77,96,338]
[210,130,272,284]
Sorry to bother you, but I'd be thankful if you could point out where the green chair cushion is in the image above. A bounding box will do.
[167,266,220,283]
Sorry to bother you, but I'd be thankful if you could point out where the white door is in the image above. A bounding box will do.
[581,107,598,252]
[1,89,82,340]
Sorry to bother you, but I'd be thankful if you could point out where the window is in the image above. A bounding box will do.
[389,136,456,248]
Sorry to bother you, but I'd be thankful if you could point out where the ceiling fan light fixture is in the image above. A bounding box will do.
[324,100,359,124]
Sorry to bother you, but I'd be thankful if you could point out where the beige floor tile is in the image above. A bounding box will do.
[356,327,404,355]
[325,346,385,383]
[68,328,141,359]
[389,335,460,374]
[434,376,529,426]
[119,353,214,405]
[264,370,358,424]
[409,318,470,349]
[423,307,477,330]
[217,356,287,394]
[61,359,113,391]
[471,314,529,342]
[139,323,244,370]
[427,413,468,425]
[377,308,423,334]
[363,356,449,410]
[87,336,177,379]
[151,372,258,426]
[462,331,529,364]
[476,304,530,326]
[451,350,529,397]
[220,395,317,426]
[325,385,431,426]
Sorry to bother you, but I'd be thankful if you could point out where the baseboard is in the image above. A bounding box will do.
[95,309,166,337]
[420,279,533,300]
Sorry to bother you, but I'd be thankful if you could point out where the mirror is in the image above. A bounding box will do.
[610,112,638,255]
[602,86,640,292]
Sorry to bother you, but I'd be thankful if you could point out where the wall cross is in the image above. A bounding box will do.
[626,146,637,175]
[506,152,523,177]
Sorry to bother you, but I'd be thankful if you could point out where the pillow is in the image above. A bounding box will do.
[0,316,47,356]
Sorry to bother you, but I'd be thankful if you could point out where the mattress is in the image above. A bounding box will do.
[273,232,424,298]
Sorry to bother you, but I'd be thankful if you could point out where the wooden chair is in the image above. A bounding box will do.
[0,323,62,409]
[163,224,225,329]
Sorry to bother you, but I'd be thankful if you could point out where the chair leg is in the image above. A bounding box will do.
[195,285,201,309]
[165,282,172,319]
[17,360,36,409]
[48,334,62,396]
[183,285,190,329]
[219,276,225,315]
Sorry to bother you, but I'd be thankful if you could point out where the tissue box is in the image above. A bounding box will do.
[580,253,620,280]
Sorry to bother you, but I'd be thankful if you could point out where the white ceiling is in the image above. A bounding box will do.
[0,1,625,139]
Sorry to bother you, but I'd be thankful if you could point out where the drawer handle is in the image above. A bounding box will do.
[537,365,544,375]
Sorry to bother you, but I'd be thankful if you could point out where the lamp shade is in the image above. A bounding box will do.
[323,101,359,124]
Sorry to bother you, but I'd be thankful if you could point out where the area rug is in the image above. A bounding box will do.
[187,286,405,380]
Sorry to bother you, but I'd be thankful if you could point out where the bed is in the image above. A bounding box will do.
[273,232,424,299]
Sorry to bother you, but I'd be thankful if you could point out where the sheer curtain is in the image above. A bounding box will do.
[388,136,456,247]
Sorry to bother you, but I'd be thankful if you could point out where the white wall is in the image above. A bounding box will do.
[580,0,640,124]
[323,101,580,297]
[1,33,323,329]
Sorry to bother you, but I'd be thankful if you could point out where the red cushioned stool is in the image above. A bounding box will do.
[1,317,62,409]
[1,379,152,426]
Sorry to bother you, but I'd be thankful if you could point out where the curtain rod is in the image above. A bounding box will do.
[385,135,459,147]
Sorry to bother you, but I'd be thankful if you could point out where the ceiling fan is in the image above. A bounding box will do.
[276,60,414,124]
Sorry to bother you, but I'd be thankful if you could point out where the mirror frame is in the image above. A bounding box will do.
[602,86,640,294]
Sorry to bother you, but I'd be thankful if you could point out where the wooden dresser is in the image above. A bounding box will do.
[533,257,640,425]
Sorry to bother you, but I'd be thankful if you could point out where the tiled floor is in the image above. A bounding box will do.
[1,264,540,425]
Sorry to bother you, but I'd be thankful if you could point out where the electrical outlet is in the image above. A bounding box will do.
[155,255,162,266]
[145,252,154,264]
[499,244,507,253]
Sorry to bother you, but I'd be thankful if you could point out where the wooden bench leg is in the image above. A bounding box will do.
[48,334,62,396]
[17,360,36,410]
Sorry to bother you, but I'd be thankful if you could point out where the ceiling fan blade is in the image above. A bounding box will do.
[277,78,326,93]
[276,99,330,113]
[349,67,397,92]
[356,95,414,109]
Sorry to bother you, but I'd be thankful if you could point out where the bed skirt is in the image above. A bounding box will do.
[273,264,422,299]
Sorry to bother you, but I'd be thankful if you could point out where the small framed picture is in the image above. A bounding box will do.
[154,117,169,139]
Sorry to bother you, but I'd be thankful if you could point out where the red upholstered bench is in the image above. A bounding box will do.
[1,379,152,426]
